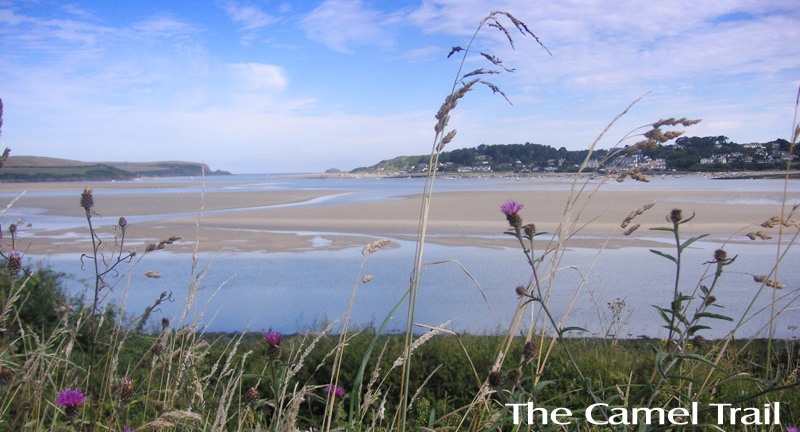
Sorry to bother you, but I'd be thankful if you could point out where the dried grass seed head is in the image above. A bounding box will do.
[363,239,391,255]
[623,223,641,236]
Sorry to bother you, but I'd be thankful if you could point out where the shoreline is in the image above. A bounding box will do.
[274,169,798,180]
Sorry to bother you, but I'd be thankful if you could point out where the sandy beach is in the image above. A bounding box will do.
[1,178,797,255]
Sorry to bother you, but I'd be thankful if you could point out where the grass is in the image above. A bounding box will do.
[1,11,800,432]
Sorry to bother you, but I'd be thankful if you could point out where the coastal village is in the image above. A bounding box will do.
[362,137,798,176]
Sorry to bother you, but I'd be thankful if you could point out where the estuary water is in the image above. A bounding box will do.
[11,174,800,338]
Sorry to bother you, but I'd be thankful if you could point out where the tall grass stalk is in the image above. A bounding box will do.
[767,85,800,375]
[398,12,549,432]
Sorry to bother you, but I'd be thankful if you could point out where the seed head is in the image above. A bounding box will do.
[152,343,164,356]
[714,249,727,262]
[118,217,128,228]
[705,295,717,305]
[522,340,538,360]
[506,368,522,383]
[80,188,94,212]
[161,317,170,329]
[487,370,504,387]
[623,223,641,236]
[515,285,526,297]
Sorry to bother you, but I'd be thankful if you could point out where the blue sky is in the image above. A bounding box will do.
[1,0,799,173]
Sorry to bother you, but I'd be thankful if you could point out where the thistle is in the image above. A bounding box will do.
[80,188,94,213]
[7,249,21,274]
[57,389,85,417]
[500,200,524,228]
[522,340,538,361]
[118,377,134,403]
[265,331,282,361]
[324,384,345,398]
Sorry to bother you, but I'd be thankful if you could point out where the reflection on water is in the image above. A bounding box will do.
[30,239,799,338]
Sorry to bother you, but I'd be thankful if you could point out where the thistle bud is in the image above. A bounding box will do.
[118,377,134,403]
[0,368,13,385]
[523,223,536,238]
[7,250,21,274]
[118,217,128,228]
[693,335,706,347]
[246,387,259,405]
[669,208,683,223]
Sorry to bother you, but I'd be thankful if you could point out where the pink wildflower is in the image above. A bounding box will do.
[325,385,345,398]
[56,389,85,408]
[265,331,282,346]
[500,200,524,228]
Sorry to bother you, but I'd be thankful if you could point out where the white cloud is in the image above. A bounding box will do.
[223,1,277,31]
[229,63,288,92]
[131,16,197,39]
[300,0,393,54]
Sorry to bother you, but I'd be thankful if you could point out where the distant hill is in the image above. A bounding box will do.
[0,156,230,182]
[352,136,799,174]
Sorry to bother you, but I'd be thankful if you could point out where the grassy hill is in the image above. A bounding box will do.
[0,156,230,182]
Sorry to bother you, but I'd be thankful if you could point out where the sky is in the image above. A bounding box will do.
[1,0,799,173]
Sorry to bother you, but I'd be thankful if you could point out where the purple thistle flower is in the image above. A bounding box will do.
[265,331,282,346]
[122,427,133,432]
[500,200,525,228]
[56,389,85,408]
[324,385,345,398]
[500,200,524,216]
[788,427,799,432]
[9,250,20,259]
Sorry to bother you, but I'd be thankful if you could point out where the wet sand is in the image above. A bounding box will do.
[1,179,797,255]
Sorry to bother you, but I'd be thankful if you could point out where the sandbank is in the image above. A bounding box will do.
[3,179,796,255]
